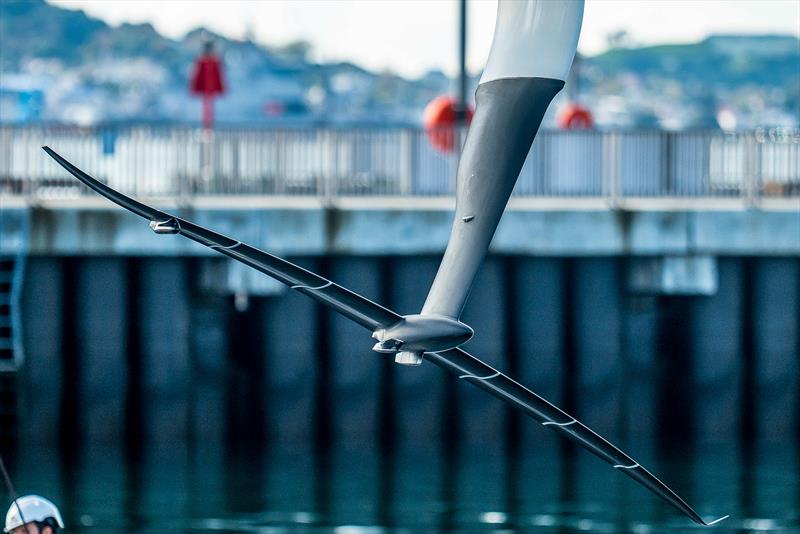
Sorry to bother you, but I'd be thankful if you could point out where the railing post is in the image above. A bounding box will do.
[21,126,31,200]
[321,129,335,205]
[399,128,416,195]
[232,132,240,191]
[662,131,674,196]
[178,128,186,201]
[179,128,195,206]
[0,126,15,196]
[743,133,760,209]
[602,131,621,208]
[201,127,213,193]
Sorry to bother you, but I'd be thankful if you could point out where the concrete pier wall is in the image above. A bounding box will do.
[691,258,744,444]
[4,202,798,454]
[2,203,799,258]
[261,260,319,449]
[19,257,63,446]
[753,258,799,444]
[15,253,800,456]
[326,257,384,449]
[76,258,128,446]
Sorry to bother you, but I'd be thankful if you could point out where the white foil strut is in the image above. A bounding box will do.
[480,0,584,84]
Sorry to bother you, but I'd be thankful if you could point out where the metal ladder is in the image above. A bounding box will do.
[0,255,25,370]
[0,252,25,444]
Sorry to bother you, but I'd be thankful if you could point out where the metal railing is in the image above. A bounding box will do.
[1,125,798,205]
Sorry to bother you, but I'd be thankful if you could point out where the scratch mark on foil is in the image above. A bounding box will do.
[459,371,501,381]
[210,241,241,250]
[292,280,333,291]
[613,462,640,469]
[542,419,577,427]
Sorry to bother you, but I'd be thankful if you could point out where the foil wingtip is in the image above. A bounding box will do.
[703,515,729,527]
[42,146,65,165]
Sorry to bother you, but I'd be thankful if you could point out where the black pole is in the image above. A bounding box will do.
[458,0,468,124]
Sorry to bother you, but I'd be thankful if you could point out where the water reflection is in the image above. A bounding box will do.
[9,254,799,531]
[5,437,798,533]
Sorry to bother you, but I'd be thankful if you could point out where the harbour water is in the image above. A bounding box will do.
[3,252,799,532]
[6,440,799,532]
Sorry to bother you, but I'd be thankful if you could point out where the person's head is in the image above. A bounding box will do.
[4,496,63,534]
[7,520,58,534]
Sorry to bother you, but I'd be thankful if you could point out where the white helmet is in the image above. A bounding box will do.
[4,495,64,532]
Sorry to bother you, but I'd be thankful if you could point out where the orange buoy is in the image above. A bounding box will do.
[557,102,593,130]
[423,95,474,153]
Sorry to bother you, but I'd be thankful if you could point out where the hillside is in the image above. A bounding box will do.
[0,0,798,128]
[589,35,799,88]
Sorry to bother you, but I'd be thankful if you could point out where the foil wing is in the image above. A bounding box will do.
[43,146,726,526]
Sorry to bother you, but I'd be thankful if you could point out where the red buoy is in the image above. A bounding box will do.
[557,102,593,130]
[190,40,226,129]
[423,95,474,153]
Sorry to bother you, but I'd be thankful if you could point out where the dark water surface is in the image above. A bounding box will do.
[7,255,800,531]
[7,441,799,533]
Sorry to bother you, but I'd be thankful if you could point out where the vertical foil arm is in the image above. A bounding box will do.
[421,78,563,318]
[421,0,583,319]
